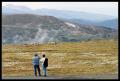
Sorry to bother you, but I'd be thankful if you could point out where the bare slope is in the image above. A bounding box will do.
[2,14,118,44]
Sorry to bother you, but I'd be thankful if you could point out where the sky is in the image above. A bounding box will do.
[2,2,118,17]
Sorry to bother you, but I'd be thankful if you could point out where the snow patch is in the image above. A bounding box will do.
[65,22,76,28]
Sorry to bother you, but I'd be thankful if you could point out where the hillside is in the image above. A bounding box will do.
[64,18,118,29]
[2,14,118,44]
[2,5,118,29]
[95,19,118,29]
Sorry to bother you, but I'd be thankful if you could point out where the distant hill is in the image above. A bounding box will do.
[64,18,118,29]
[2,5,118,29]
[95,19,118,29]
[2,14,118,44]
[2,5,116,22]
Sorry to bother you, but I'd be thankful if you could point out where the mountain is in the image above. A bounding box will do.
[2,14,118,44]
[2,5,118,29]
[2,5,116,22]
[62,18,96,26]
[95,19,118,29]
[2,4,32,14]
[34,9,116,22]
[64,18,118,29]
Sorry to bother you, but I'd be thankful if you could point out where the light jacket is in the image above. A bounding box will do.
[32,56,40,65]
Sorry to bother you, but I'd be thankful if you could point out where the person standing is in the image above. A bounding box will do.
[40,53,48,76]
[32,53,41,77]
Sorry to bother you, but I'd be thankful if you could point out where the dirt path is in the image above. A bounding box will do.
[2,74,118,79]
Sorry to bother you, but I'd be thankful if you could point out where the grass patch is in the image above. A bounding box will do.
[2,40,118,76]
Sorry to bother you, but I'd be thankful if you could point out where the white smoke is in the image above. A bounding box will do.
[40,33,48,42]
[48,37,54,42]
[13,34,23,43]
[30,28,49,44]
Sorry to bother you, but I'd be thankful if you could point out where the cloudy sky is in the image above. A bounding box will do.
[2,2,118,17]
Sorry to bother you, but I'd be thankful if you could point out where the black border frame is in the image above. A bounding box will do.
[1,0,119,80]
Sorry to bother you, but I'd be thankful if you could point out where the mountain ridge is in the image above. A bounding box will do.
[2,14,118,44]
[2,5,118,29]
[2,5,117,21]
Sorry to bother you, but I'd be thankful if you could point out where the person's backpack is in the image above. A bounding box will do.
[44,58,48,67]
